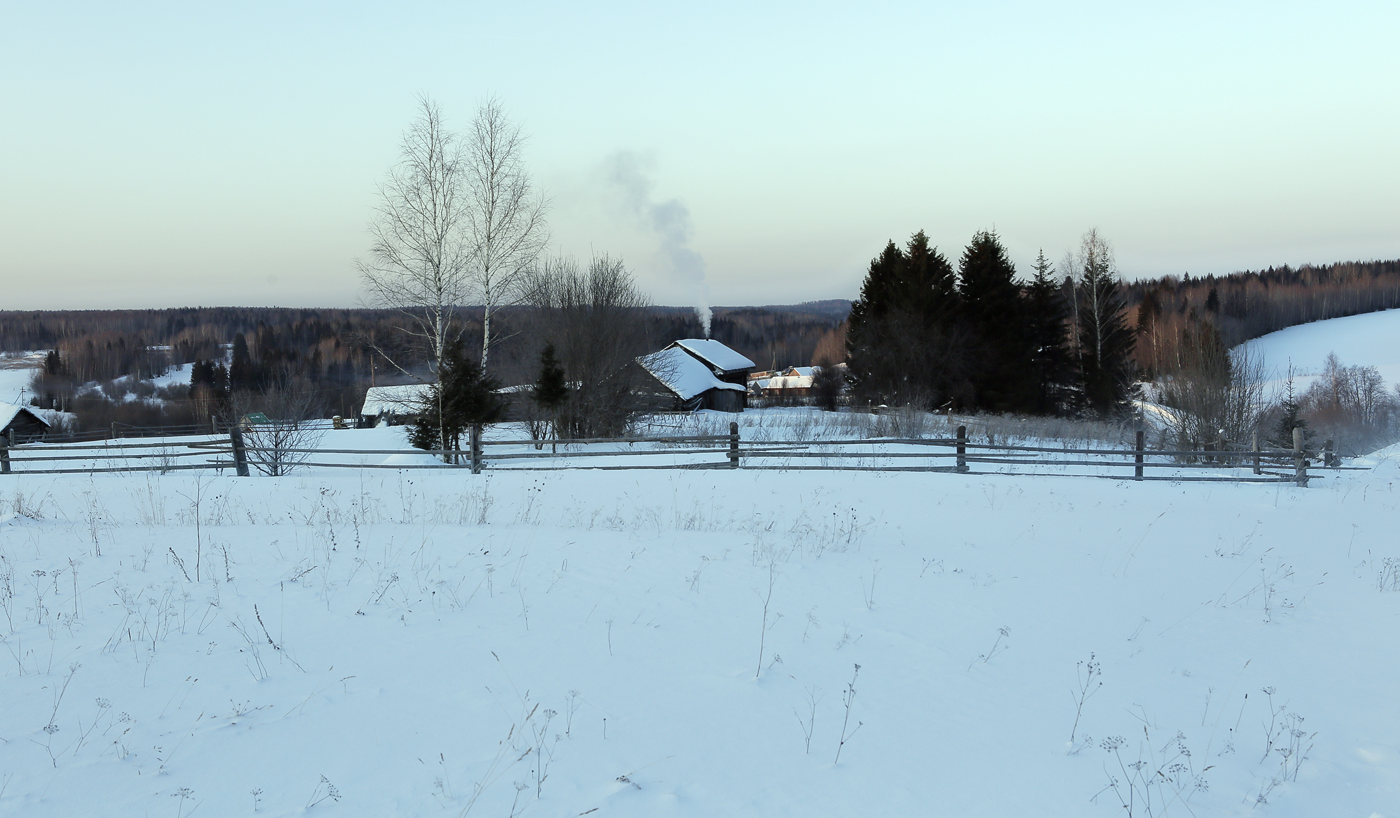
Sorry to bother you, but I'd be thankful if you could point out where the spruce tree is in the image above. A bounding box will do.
[533,342,568,442]
[845,240,908,404]
[533,342,568,411]
[1025,249,1071,415]
[958,231,1030,412]
[1072,230,1137,416]
[229,333,256,392]
[846,231,964,408]
[411,345,504,459]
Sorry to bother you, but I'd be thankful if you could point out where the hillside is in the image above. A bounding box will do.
[1243,307,1400,392]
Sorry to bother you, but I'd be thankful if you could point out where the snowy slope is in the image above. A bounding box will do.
[1,441,1398,817]
[1243,307,1400,391]
[0,354,41,406]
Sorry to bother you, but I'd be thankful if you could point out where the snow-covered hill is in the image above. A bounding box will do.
[1243,307,1400,392]
[2,427,1399,816]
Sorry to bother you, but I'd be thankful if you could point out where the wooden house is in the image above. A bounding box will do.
[0,402,51,442]
[359,384,432,427]
[639,339,755,413]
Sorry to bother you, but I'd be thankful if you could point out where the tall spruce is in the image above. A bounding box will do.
[846,240,908,405]
[958,230,1030,412]
[1072,229,1136,416]
[846,231,964,408]
[532,341,568,438]
[1025,249,1072,415]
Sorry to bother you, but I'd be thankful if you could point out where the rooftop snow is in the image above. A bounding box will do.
[361,383,431,416]
[640,348,746,400]
[0,401,48,431]
[669,339,756,373]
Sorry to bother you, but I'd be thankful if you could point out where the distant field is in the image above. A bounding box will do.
[1244,307,1400,391]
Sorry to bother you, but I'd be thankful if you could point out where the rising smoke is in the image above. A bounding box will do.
[605,151,712,337]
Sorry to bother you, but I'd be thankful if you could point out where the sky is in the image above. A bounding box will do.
[3,1,1398,311]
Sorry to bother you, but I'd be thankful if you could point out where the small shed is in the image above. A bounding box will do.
[0,402,51,442]
[360,384,432,427]
[639,348,748,413]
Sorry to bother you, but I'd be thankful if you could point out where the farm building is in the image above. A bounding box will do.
[0,402,51,441]
[761,366,819,398]
[639,339,754,412]
[360,383,432,427]
[666,339,754,388]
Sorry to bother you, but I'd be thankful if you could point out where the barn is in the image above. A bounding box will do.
[359,383,432,427]
[639,339,754,413]
[0,402,51,442]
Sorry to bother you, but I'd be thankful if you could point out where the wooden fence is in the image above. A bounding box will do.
[0,422,1361,487]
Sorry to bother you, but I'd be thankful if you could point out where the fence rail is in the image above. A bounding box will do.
[0,422,1363,487]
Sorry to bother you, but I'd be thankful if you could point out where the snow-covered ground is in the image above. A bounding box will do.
[3,310,1399,816]
[2,423,1399,817]
[0,353,43,407]
[1243,308,1400,393]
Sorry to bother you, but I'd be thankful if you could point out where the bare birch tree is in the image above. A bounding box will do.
[358,96,472,450]
[1069,229,1136,416]
[359,96,472,368]
[463,98,549,373]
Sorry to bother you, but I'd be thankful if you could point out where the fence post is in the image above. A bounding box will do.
[956,425,968,473]
[1252,430,1261,475]
[470,424,483,475]
[1324,438,1335,468]
[1293,426,1308,488]
[229,425,250,477]
[111,421,118,440]
[0,433,9,475]
[728,421,740,469]
[211,415,219,434]
[1134,430,1145,481]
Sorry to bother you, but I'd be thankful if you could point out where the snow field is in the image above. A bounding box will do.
[1243,307,1400,393]
[2,451,1399,816]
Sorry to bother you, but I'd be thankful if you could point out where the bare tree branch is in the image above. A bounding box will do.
[463,98,550,372]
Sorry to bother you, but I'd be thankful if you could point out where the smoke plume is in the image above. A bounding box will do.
[605,151,712,337]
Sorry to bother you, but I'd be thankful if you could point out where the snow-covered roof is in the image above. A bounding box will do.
[668,339,755,373]
[765,375,814,390]
[640,348,746,401]
[0,401,49,431]
[361,384,431,416]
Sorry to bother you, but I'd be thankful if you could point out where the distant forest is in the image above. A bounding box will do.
[4,255,1398,433]
[1,302,848,428]
[1123,259,1400,376]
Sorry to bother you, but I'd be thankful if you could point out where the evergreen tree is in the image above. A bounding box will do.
[958,230,1030,412]
[229,333,256,392]
[1270,370,1313,449]
[846,240,908,404]
[533,342,568,413]
[532,341,569,443]
[903,230,959,322]
[1025,249,1072,415]
[410,344,504,458]
[1072,230,1137,416]
[846,231,966,408]
[43,350,66,376]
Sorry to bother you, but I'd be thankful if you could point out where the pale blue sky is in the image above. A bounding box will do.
[3,1,1397,309]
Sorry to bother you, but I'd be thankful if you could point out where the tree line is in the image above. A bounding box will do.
[1129,259,1400,379]
[845,228,1136,418]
